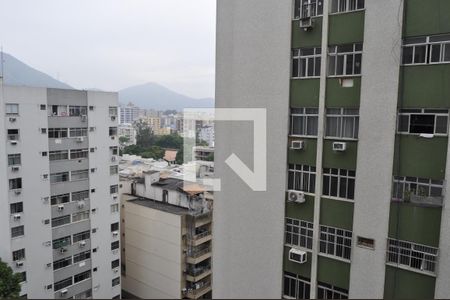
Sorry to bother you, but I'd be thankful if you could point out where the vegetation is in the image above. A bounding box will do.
[0,259,22,298]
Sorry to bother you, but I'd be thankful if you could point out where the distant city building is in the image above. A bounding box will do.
[119,102,141,124]
[193,146,214,162]
[120,170,213,299]
[0,84,121,298]
[198,125,215,147]
[118,124,137,146]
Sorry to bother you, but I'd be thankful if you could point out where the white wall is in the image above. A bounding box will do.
[213,0,291,298]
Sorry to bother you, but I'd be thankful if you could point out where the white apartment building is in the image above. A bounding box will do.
[119,102,141,124]
[198,126,215,147]
[118,124,137,146]
[0,84,121,299]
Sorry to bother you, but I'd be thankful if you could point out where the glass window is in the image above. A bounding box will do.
[10,202,23,214]
[12,249,25,261]
[328,43,363,76]
[8,154,21,166]
[292,48,321,78]
[6,104,19,115]
[9,178,22,190]
[319,225,352,260]
[11,225,25,238]
[288,164,316,193]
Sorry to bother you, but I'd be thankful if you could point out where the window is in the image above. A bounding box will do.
[72,211,89,223]
[41,128,47,134]
[54,277,72,291]
[109,127,118,136]
[290,108,319,137]
[69,106,87,117]
[109,106,118,116]
[319,225,352,260]
[326,108,359,139]
[74,290,92,299]
[9,178,22,190]
[330,0,364,13]
[53,257,72,270]
[288,164,316,193]
[323,168,356,200]
[49,150,69,161]
[294,0,323,19]
[72,190,89,202]
[89,106,94,111]
[110,146,119,155]
[42,151,48,157]
[11,225,25,238]
[403,34,450,65]
[6,103,19,115]
[110,185,119,194]
[111,241,120,251]
[52,215,71,228]
[397,109,448,135]
[392,176,444,201]
[8,154,21,166]
[74,270,91,283]
[110,165,119,175]
[328,43,363,76]
[18,272,26,283]
[52,236,71,249]
[51,194,70,205]
[73,231,90,243]
[50,172,69,184]
[111,204,119,213]
[7,129,19,141]
[112,259,120,269]
[49,105,68,117]
[317,282,349,299]
[73,251,91,263]
[69,128,88,138]
[70,149,88,159]
[10,202,23,214]
[357,236,375,249]
[283,272,311,299]
[112,277,120,287]
[292,48,321,78]
[387,238,438,273]
[285,218,313,249]
[71,169,89,181]
[48,128,68,138]
[111,222,119,232]
[40,104,46,110]
[12,249,25,261]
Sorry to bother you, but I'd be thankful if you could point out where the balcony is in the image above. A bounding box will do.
[186,230,212,246]
[185,265,212,282]
[184,281,212,299]
[186,247,211,264]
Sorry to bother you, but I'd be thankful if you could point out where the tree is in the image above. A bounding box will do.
[0,259,22,298]
[119,136,130,146]
[134,120,155,148]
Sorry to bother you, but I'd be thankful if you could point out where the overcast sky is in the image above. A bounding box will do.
[0,0,216,98]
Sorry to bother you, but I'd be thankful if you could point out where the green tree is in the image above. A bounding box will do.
[154,134,183,149]
[0,259,22,298]
[119,136,130,146]
[134,120,155,148]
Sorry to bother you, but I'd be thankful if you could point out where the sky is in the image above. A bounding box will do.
[0,0,216,98]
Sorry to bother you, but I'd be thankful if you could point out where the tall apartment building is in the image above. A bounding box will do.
[214,0,450,298]
[120,171,213,299]
[119,102,141,124]
[0,84,121,299]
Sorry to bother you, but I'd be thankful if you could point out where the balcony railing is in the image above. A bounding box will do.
[187,230,211,242]
[186,265,211,277]
[187,246,211,259]
[185,281,211,298]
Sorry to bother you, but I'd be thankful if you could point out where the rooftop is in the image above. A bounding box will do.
[127,196,191,216]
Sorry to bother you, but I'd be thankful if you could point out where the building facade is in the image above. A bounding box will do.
[0,84,121,299]
[119,102,141,124]
[118,124,137,147]
[120,171,213,299]
[214,0,450,298]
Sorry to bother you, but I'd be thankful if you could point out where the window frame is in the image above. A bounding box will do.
[402,34,450,66]
[285,218,314,250]
[322,168,356,200]
[325,108,359,140]
[319,225,352,260]
[288,164,317,194]
[290,108,319,137]
[5,103,19,115]
[330,0,365,14]
[292,48,322,79]
[397,109,449,136]
[328,43,363,77]
[387,238,438,274]
[7,154,21,166]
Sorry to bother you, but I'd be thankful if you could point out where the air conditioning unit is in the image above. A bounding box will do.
[290,140,304,150]
[14,189,22,195]
[77,201,85,209]
[11,166,20,172]
[57,205,64,211]
[79,240,86,248]
[111,156,117,162]
[60,289,68,296]
[112,231,119,237]
[113,268,119,273]
[13,214,21,221]
[299,17,313,30]
[9,140,18,145]
[9,117,17,122]
[15,260,24,267]
[59,247,67,254]
[76,137,84,143]
[80,115,87,122]
[46,262,52,268]
[111,116,116,121]
[289,248,307,264]
[287,190,306,204]
[112,194,118,200]
[332,142,347,152]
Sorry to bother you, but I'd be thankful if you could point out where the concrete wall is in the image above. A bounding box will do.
[349,1,404,298]
[122,201,182,299]
[213,0,292,298]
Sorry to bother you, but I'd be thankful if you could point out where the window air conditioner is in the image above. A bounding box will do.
[111,156,117,162]
[290,140,304,150]
[77,201,85,209]
[112,231,119,237]
[57,205,64,211]
[14,189,22,195]
[79,240,86,248]
[15,260,24,267]
[112,194,118,200]
[287,190,306,204]
[332,142,347,152]
[113,268,119,273]
[289,248,307,264]
[60,289,68,296]
[76,137,84,143]
[9,117,17,122]
[11,166,20,172]
[13,214,21,221]
[10,140,18,145]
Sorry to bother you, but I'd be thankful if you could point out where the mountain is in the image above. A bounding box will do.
[1,53,72,89]
[118,82,214,111]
